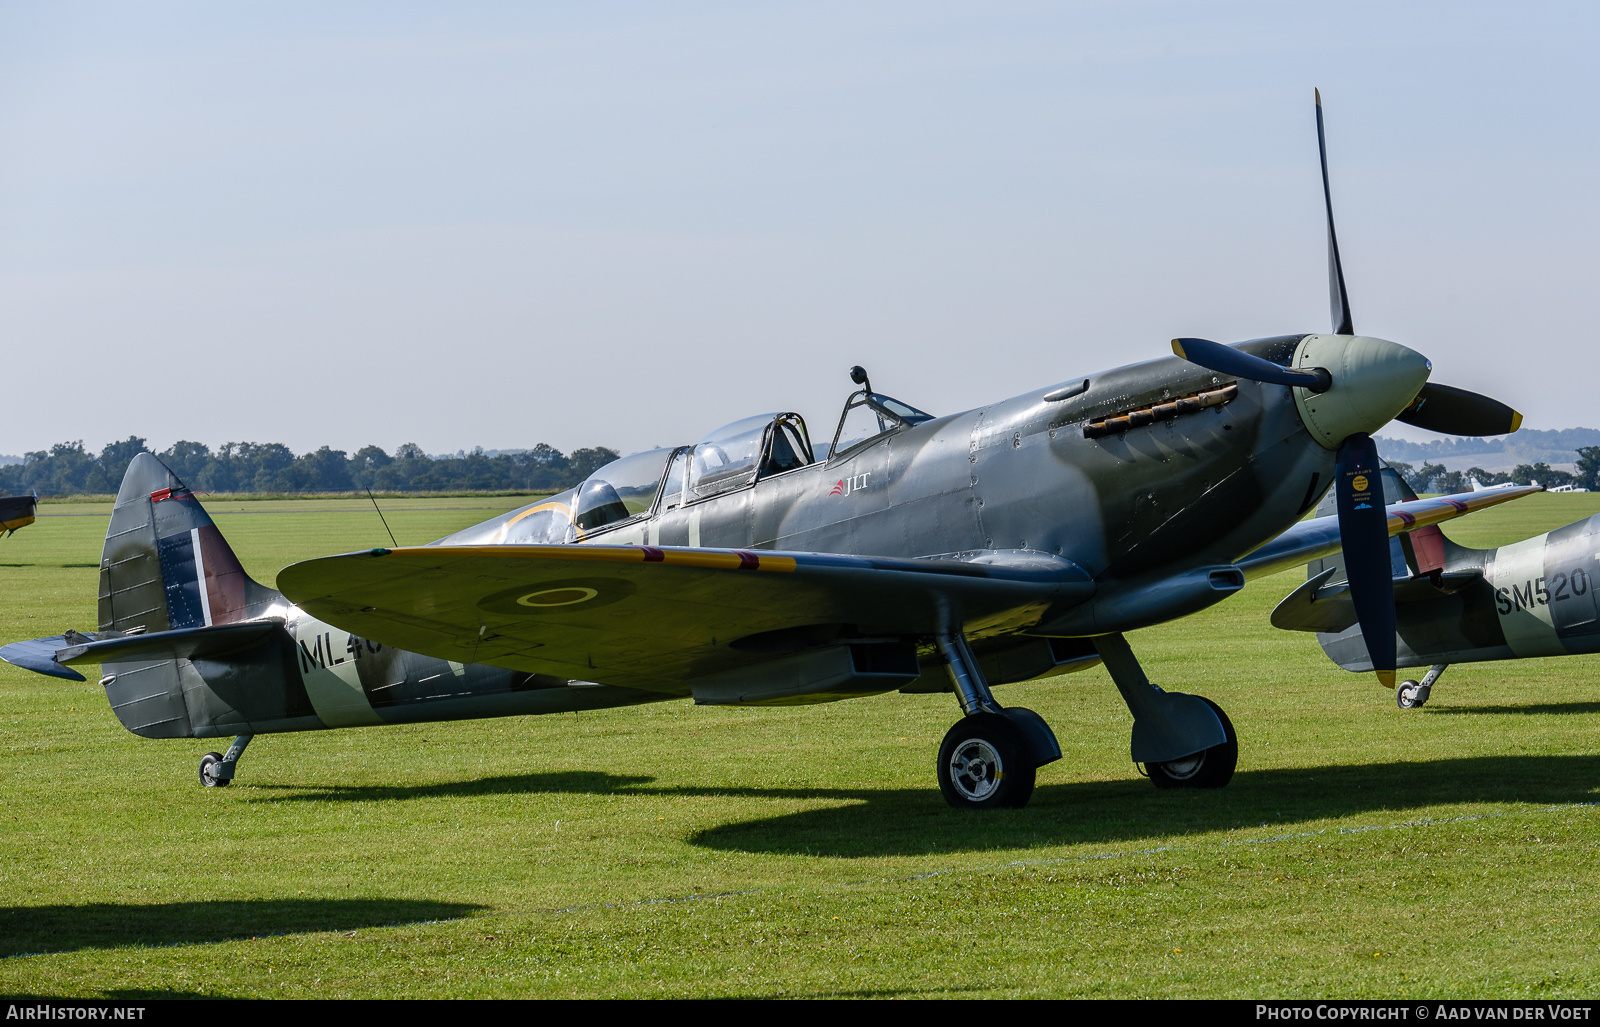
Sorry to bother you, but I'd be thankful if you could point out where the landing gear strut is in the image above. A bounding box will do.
[1093,633,1237,790]
[1397,664,1447,709]
[935,633,1060,810]
[199,734,253,788]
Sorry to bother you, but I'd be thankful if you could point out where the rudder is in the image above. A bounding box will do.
[98,454,279,634]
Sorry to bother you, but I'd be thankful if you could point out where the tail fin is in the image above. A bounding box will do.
[98,454,280,634]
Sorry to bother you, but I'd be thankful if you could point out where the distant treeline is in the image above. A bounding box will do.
[0,438,621,497]
[1391,448,1600,494]
[1374,428,1600,464]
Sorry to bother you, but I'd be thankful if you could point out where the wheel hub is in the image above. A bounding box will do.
[1156,751,1205,781]
[949,739,1004,801]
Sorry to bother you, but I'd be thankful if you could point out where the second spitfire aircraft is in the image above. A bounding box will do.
[0,95,1534,808]
[1276,465,1600,710]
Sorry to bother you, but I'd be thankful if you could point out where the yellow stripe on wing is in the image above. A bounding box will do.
[389,545,799,573]
[1385,485,1542,535]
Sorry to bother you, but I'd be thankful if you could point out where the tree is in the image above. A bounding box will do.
[1576,446,1600,491]
[161,441,212,484]
[568,447,620,481]
[88,437,149,492]
[292,447,353,491]
[1510,462,1574,488]
[1404,461,1448,493]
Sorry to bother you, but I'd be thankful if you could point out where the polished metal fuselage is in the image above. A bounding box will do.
[581,337,1337,628]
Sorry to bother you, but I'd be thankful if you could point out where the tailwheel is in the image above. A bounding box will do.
[199,752,229,788]
[1146,697,1237,789]
[937,713,1036,810]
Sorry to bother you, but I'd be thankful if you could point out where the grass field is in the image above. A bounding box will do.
[2,493,1599,998]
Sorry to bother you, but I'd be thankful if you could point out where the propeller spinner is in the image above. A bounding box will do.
[1170,91,1524,687]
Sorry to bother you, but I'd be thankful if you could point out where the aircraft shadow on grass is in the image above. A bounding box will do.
[253,755,1600,859]
[0,897,484,959]
[1424,702,1600,717]
[0,562,100,569]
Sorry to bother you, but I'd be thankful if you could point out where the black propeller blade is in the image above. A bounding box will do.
[1171,338,1331,392]
[1170,93,1520,687]
[1333,433,1396,686]
[1395,382,1523,437]
[1316,88,1354,337]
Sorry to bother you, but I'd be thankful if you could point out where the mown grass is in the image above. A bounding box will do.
[1,493,1598,998]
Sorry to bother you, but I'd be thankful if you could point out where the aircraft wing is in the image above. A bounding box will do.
[1236,485,1541,580]
[0,494,37,535]
[277,545,1095,693]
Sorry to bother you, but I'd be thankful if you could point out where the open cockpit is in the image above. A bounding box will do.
[434,374,935,545]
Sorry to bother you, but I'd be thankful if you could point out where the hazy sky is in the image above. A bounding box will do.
[1,2,1593,458]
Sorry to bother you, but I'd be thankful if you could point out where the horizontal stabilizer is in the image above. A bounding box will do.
[1271,566,1483,633]
[0,621,285,681]
[0,635,88,680]
[56,620,285,666]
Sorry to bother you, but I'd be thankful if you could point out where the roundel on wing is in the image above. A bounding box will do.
[477,577,638,615]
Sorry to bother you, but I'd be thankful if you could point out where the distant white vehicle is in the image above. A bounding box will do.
[1547,483,1590,493]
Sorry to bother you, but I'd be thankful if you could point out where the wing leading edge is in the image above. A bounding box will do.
[1236,486,1540,580]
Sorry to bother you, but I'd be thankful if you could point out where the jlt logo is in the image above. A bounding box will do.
[830,473,871,496]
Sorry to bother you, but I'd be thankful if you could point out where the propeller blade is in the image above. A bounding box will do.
[1334,433,1396,686]
[1171,338,1331,392]
[1316,88,1355,337]
[1395,382,1523,437]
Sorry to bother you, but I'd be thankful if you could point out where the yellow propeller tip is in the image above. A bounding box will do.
[1508,411,1523,433]
[1376,670,1396,689]
[1170,339,1187,359]
[1314,87,1322,105]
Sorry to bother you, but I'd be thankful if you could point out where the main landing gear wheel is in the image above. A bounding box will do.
[1146,697,1237,790]
[937,713,1036,810]
[199,752,229,788]
[1397,681,1427,709]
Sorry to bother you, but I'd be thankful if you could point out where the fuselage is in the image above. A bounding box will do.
[460,336,1340,617]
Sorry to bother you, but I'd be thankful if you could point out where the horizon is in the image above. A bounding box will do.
[5,422,1600,467]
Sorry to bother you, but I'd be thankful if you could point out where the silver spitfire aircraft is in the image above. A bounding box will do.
[1278,464,1600,711]
[0,95,1537,808]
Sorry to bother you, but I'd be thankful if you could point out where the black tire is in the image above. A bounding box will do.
[1146,697,1237,789]
[1397,681,1421,710]
[937,713,1037,810]
[199,752,229,788]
